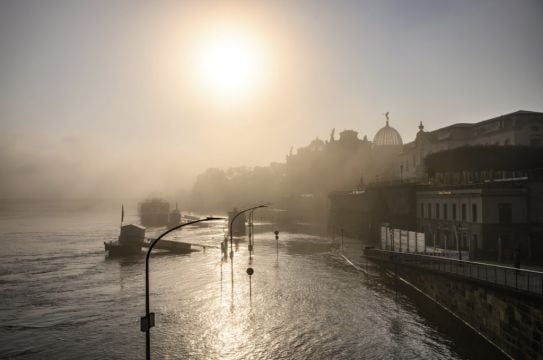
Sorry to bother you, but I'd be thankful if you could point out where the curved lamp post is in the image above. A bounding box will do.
[228,204,269,259]
[141,216,223,360]
[228,204,269,302]
[247,208,259,257]
[245,203,272,256]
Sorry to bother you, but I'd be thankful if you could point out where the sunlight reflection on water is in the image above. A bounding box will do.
[0,210,507,359]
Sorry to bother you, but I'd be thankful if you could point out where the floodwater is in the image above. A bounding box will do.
[0,208,507,359]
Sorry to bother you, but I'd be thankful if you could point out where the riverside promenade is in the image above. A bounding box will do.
[351,239,543,360]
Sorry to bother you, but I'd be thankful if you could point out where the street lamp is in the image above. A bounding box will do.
[247,207,263,257]
[141,216,223,360]
[248,210,254,256]
[274,230,279,261]
[228,204,269,301]
[228,204,269,259]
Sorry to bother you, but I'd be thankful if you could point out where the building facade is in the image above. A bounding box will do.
[327,110,543,264]
[400,110,543,181]
[417,184,530,261]
[417,146,543,263]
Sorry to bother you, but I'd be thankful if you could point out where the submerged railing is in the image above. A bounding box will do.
[365,248,543,297]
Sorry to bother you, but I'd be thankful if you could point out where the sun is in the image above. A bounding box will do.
[195,28,266,101]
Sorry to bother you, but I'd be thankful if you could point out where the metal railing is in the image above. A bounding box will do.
[365,248,543,296]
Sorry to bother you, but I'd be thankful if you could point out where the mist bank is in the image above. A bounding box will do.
[0,126,392,217]
[0,129,193,205]
[188,130,399,221]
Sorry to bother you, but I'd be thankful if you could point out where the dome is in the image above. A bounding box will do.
[373,121,403,146]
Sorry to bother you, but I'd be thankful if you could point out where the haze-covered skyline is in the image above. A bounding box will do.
[1,0,542,202]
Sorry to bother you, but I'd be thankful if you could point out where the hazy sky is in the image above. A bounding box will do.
[1,0,542,202]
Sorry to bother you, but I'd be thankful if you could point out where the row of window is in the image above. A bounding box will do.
[420,202,478,222]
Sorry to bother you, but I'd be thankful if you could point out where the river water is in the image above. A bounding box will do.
[0,208,507,359]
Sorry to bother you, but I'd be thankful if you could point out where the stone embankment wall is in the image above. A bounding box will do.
[369,255,543,360]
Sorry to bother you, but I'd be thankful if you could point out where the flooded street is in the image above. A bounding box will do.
[0,209,506,359]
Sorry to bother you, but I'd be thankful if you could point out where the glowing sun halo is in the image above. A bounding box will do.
[195,30,265,100]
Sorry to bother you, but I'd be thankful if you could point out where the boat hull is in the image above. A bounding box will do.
[104,242,142,257]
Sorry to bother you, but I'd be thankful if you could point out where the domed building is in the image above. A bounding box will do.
[372,119,404,181]
[373,120,403,146]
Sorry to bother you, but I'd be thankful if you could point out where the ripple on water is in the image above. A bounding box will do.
[0,211,509,360]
